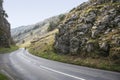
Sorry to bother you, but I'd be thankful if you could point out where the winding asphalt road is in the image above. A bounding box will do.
[0,48,120,80]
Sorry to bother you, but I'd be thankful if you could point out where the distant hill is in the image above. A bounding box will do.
[11,14,65,46]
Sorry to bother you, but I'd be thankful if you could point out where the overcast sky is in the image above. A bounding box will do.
[4,0,88,28]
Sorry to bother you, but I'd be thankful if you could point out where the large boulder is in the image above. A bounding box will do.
[54,33,70,54]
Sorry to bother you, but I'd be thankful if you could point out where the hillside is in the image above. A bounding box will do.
[11,14,65,46]
[55,0,120,61]
[0,0,11,48]
[29,0,120,71]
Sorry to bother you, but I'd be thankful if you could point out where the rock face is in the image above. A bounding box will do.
[54,0,120,59]
[0,0,11,47]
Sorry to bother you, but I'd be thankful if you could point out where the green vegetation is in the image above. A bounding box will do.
[0,45,18,54]
[29,48,120,72]
[29,30,120,72]
[0,73,8,80]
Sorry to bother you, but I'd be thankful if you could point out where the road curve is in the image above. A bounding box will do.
[0,48,120,80]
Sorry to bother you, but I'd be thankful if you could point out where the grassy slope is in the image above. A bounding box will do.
[18,41,31,48]
[29,29,120,72]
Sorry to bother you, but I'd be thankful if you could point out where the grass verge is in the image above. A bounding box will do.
[0,73,8,80]
[29,49,120,72]
[0,45,19,54]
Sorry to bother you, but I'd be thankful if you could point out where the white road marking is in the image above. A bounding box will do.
[18,52,86,80]
[10,55,24,71]
[1,69,15,80]
[39,65,86,80]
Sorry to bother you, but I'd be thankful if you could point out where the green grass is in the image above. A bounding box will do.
[0,45,18,54]
[0,73,8,80]
[29,49,120,72]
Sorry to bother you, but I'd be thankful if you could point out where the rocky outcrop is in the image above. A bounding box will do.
[54,0,120,60]
[0,0,11,47]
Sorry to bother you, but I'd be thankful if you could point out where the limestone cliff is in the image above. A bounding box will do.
[54,0,120,63]
[0,0,11,47]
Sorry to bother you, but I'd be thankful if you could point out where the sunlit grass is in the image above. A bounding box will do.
[18,41,31,48]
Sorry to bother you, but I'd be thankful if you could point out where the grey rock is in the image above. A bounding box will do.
[86,41,94,52]
[115,37,120,46]
[77,24,92,33]
[58,24,67,35]
[102,15,113,24]
[84,12,96,23]
[111,0,120,2]
[55,41,69,54]
[114,16,120,23]
[97,24,106,30]
[70,37,80,54]
[67,21,75,25]
[54,33,70,54]
[78,17,84,23]
[71,14,79,20]
[104,28,112,34]
[91,25,101,38]
[77,32,84,36]
[91,30,99,38]
[81,38,88,45]
[100,42,110,52]
[118,22,120,28]
[100,42,110,57]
